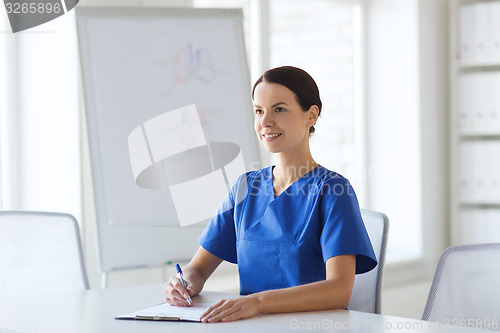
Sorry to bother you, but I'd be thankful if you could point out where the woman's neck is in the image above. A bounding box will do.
[273,151,318,186]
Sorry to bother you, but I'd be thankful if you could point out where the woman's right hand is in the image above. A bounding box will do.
[164,274,195,307]
[163,247,223,306]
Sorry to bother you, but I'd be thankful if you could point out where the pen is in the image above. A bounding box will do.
[175,264,192,305]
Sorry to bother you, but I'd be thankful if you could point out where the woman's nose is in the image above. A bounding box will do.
[261,111,274,127]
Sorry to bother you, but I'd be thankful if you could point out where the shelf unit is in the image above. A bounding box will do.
[450,0,500,245]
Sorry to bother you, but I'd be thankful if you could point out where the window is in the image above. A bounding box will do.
[0,10,8,210]
[0,12,81,219]
[269,0,365,200]
[364,0,423,264]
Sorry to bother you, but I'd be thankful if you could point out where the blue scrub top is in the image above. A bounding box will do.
[199,165,377,295]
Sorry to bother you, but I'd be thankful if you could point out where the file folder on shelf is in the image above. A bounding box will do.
[491,2,500,59]
[459,4,476,60]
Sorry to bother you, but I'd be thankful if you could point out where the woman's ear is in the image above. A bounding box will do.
[307,105,320,127]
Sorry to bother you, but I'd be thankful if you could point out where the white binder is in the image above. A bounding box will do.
[493,73,500,132]
[491,2,500,59]
[459,4,476,60]
[475,142,489,202]
[475,72,492,133]
[474,2,491,59]
[458,73,473,132]
[459,141,474,200]
[487,141,500,201]
[469,73,481,132]
[459,208,474,243]
[461,208,500,244]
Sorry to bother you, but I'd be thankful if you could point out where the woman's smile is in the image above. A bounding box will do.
[262,132,283,141]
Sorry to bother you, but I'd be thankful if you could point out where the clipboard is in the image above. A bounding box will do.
[115,303,213,322]
[116,302,213,322]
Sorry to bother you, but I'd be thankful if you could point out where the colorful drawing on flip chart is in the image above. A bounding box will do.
[156,43,219,97]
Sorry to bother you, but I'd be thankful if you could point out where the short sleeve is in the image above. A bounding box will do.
[198,177,241,264]
[320,179,377,274]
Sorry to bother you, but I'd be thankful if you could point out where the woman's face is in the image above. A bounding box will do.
[253,81,317,154]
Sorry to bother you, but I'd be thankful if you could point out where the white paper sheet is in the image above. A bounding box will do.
[116,302,213,322]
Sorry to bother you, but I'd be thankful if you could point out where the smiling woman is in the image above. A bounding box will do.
[163,66,377,323]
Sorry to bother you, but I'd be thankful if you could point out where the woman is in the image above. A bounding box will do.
[164,66,377,323]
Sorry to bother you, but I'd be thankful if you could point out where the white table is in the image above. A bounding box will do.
[0,284,488,333]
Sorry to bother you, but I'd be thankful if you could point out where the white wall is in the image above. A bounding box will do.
[416,0,449,276]
[382,279,433,319]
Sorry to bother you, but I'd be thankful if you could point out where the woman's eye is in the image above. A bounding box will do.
[275,107,285,112]
[254,109,263,114]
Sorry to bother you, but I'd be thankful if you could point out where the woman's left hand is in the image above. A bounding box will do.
[200,296,260,323]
